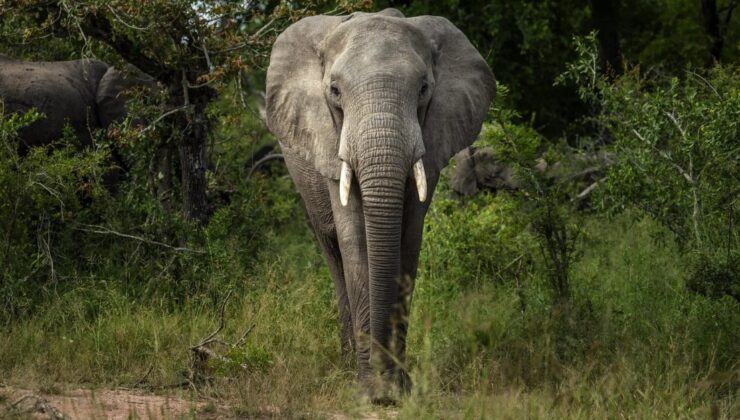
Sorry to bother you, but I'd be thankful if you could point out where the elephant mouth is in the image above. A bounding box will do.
[339,159,426,206]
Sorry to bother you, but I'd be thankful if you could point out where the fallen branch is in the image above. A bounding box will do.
[187,290,256,388]
[74,224,206,254]
[192,290,233,350]
[11,394,69,420]
[133,363,155,388]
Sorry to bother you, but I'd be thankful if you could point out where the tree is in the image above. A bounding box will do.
[590,0,622,76]
[0,0,317,224]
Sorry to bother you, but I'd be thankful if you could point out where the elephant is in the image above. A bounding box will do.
[0,54,154,157]
[265,8,495,400]
[450,146,615,200]
[450,147,521,195]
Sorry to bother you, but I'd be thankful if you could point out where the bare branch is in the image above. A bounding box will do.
[74,224,206,254]
[193,290,233,349]
[664,110,688,140]
[574,178,605,200]
[139,106,188,134]
[630,128,694,184]
[107,5,154,31]
[246,153,284,178]
[252,18,276,39]
[687,70,722,99]
[133,363,155,388]
[235,323,256,347]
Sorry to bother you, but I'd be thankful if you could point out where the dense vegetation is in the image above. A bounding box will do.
[1,0,738,417]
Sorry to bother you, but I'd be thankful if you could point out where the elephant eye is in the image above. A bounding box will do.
[420,81,428,97]
[330,86,341,97]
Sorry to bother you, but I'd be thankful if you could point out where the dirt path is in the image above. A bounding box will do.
[1,386,225,419]
[1,385,398,419]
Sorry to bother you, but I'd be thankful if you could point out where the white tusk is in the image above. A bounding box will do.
[339,161,352,206]
[413,159,427,202]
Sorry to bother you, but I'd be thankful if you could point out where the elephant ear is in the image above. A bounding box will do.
[266,15,346,180]
[408,16,496,175]
[95,66,128,128]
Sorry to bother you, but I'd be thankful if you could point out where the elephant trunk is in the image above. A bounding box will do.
[361,164,406,376]
[352,110,414,378]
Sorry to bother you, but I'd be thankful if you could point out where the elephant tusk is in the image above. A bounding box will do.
[339,160,352,206]
[413,159,427,202]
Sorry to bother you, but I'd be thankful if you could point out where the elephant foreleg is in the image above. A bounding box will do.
[315,232,355,361]
[392,174,439,391]
[328,178,373,384]
[282,153,355,361]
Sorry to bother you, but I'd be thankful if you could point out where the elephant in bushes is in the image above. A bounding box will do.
[0,54,153,163]
[266,8,495,399]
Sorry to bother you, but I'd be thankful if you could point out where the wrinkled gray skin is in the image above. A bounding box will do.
[266,8,495,399]
[0,54,151,154]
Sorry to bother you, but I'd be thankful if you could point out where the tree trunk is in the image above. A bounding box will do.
[149,140,173,209]
[701,0,723,65]
[177,87,212,225]
[591,0,622,77]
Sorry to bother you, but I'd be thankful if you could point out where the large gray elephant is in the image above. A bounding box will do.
[0,54,152,154]
[266,8,495,399]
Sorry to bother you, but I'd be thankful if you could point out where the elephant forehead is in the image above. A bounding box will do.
[324,16,431,61]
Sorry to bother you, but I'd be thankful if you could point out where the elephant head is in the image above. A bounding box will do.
[266,8,495,394]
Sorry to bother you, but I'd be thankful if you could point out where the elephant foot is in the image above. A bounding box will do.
[359,369,412,405]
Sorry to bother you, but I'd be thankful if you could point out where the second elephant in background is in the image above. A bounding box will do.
[0,55,155,154]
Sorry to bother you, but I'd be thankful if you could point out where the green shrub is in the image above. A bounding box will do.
[422,192,536,293]
[0,90,300,322]
[686,250,740,301]
[0,105,114,321]
[559,33,740,300]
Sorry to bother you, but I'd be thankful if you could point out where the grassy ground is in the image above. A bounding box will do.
[1,208,738,418]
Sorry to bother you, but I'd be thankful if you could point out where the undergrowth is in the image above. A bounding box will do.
[1,199,737,418]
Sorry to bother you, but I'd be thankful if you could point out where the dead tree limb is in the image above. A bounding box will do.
[74,224,206,254]
[11,394,69,420]
[187,290,256,388]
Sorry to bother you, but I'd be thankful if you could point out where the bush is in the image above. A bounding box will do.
[0,105,114,320]
[422,192,536,293]
[473,84,586,303]
[0,92,299,322]
[559,33,740,300]
[686,250,740,301]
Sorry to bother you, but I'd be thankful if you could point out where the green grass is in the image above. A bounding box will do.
[1,210,738,418]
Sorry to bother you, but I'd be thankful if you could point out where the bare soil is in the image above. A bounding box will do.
[1,386,226,419]
[1,385,398,419]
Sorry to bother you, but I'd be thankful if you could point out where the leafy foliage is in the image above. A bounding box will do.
[559,33,739,300]
[0,104,113,320]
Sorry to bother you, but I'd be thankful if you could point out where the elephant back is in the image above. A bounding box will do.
[0,58,109,149]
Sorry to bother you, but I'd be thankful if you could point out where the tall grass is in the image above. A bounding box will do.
[1,190,737,417]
